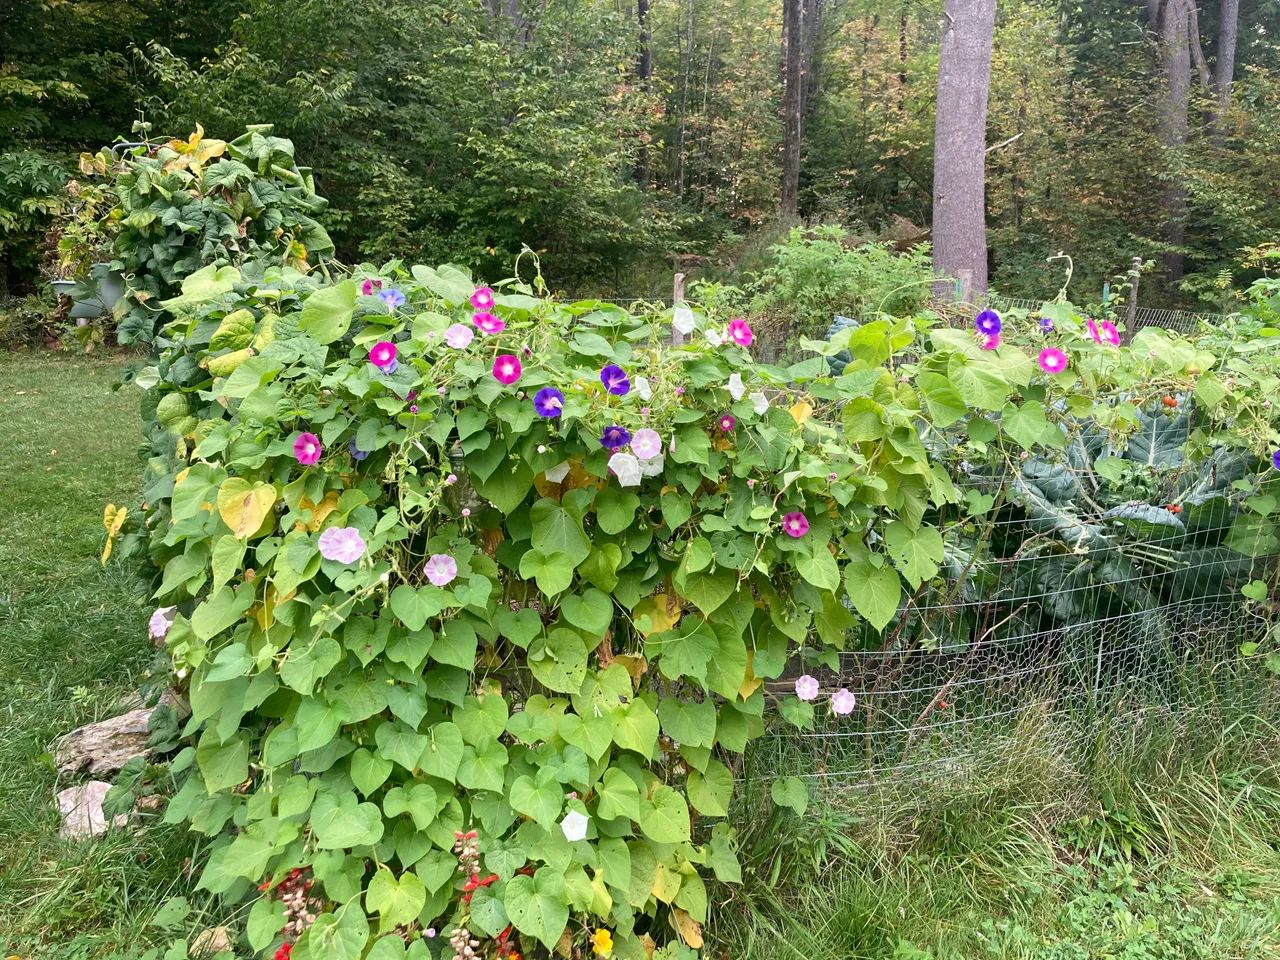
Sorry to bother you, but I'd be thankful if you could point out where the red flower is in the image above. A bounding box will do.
[274,943,293,960]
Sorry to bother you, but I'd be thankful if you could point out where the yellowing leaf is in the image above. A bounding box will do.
[639,933,657,959]
[174,467,191,487]
[101,504,127,565]
[300,490,341,532]
[738,651,763,700]
[651,862,682,903]
[253,582,295,631]
[672,907,704,948]
[632,593,682,636]
[789,401,814,425]
[217,478,277,540]
[614,654,648,683]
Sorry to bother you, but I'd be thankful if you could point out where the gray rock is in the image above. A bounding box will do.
[55,781,128,838]
[55,692,181,775]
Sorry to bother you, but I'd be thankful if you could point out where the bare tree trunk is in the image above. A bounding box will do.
[898,9,909,111]
[931,0,997,301]
[1212,0,1239,143]
[780,0,804,217]
[802,0,824,118]
[1146,0,1191,286]
[636,0,652,188]
[674,0,694,200]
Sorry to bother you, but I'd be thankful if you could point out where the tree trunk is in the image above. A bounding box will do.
[1146,0,1191,286]
[636,0,652,188]
[802,0,824,118]
[931,0,997,301]
[1212,0,1239,142]
[674,0,694,200]
[780,0,804,217]
[898,9,909,111]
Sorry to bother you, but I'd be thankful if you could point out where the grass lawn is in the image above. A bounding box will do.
[1,351,1280,959]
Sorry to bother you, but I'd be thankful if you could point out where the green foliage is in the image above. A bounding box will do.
[0,150,69,282]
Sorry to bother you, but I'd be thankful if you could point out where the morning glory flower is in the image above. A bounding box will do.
[705,327,724,347]
[980,334,1000,350]
[1272,450,1280,471]
[492,355,522,385]
[369,341,398,373]
[727,318,754,346]
[534,387,565,418]
[831,688,857,715]
[444,324,474,349]
[560,809,590,842]
[318,526,365,564]
[545,461,571,483]
[423,554,458,586]
[975,309,1002,336]
[728,373,745,401]
[470,286,495,310]
[148,606,176,640]
[294,432,321,465]
[719,414,736,432]
[608,452,642,487]
[782,511,809,538]
[630,428,663,460]
[672,307,696,335]
[473,311,505,335]
[1099,319,1121,345]
[1038,347,1069,374]
[795,675,819,701]
[600,425,631,450]
[639,455,664,477]
[600,365,631,396]
[1039,316,1054,332]
[378,289,406,311]
[749,391,769,415]
[348,437,369,461]
[635,376,652,400]
[361,278,383,296]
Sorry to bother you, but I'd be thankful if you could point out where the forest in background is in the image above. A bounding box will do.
[4,0,1280,305]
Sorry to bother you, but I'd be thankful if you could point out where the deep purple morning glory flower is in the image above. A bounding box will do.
[1273,449,1280,472]
[600,425,631,450]
[600,364,631,396]
[975,309,1002,337]
[349,437,369,461]
[1039,316,1054,332]
[378,289,406,310]
[534,387,565,418]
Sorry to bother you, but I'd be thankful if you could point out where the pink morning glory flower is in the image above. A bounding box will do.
[423,554,458,586]
[782,511,809,538]
[719,414,736,432]
[470,286,495,310]
[795,675,819,701]
[980,334,1000,350]
[378,289,405,311]
[600,365,631,396]
[727,318,754,346]
[369,340,398,373]
[630,428,662,459]
[534,387,565,418]
[473,311,505,335]
[294,432,321,465]
[361,278,383,296]
[492,355,522,385]
[318,526,366,564]
[975,309,1002,336]
[148,606,176,640]
[831,688,856,715]
[444,324,474,349]
[1099,319,1121,345]
[1038,347,1069,374]
[600,425,631,450]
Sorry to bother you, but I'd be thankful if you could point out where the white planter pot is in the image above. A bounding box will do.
[51,263,123,319]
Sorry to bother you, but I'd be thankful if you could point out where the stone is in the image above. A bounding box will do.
[55,690,184,775]
[55,781,128,838]
[191,927,234,957]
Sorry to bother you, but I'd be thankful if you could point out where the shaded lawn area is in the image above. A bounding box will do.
[0,351,194,957]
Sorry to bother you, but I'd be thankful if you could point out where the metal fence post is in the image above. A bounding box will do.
[1124,256,1142,343]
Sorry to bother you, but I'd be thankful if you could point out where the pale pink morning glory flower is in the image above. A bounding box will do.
[746,478,756,488]
[444,324,474,349]
[831,688,856,715]
[148,606,176,640]
[294,432,321,465]
[1038,347,1069,374]
[318,526,366,564]
[795,675,819,701]
[608,452,642,487]
[727,318,754,346]
[630,428,663,460]
[446,474,457,484]
[492,354,522,385]
[423,554,458,586]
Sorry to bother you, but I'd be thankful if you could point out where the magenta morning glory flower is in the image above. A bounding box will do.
[630,428,662,460]
[795,675,819,701]
[444,324,474,349]
[318,526,366,564]
[1099,319,1121,345]
[368,340,398,373]
[1038,347,1069,374]
[831,688,857,715]
[378,289,406,311]
[1272,450,1280,471]
[782,511,809,538]
[534,387,565,418]
[473,311,505,335]
[361,278,383,296]
[980,334,1000,350]
[718,414,736,432]
[975,309,1002,337]
[727,318,754,346]
[348,437,369,461]
[600,425,631,450]
[600,365,631,396]
[294,432,321,465]
[423,554,458,586]
[470,286,495,310]
[492,354,522,385]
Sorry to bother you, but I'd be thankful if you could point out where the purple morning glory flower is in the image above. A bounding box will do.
[975,309,1002,337]
[600,365,631,396]
[1272,450,1280,472]
[534,387,565,418]
[600,425,631,450]
[1039,316,1054,332]
[349,437,369,461]
[378,289,406,311]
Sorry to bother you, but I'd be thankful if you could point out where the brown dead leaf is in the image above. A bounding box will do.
[672,907,704,948]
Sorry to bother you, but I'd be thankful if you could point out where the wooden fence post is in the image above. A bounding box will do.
[671,272,686,346]
[1124,256,1141,343]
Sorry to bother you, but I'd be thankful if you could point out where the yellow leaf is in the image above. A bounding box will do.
[174,467,191,487]
[651,862,682,903]
[101,504,127,565]
[217,478,277,540]
[300,490,341,533]
[614,654,648,684]
[632,593,681,636]
[671,908,704,948]
[789,400,814,426]
[590,868,613,918]
[738,651,764,700]
[254,582,295,631]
